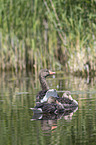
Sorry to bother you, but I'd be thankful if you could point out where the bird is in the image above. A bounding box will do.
[57,92,78,107]
[36,69,78,107]
[30,96,65,114]
[36,69,56,102]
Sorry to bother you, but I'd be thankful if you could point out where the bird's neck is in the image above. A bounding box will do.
[39,76,49,90]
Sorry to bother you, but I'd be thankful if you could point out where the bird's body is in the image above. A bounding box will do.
[36,89,47,102]
[31,96,64,114]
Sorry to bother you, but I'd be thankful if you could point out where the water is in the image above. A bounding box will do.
[0,72,96,145]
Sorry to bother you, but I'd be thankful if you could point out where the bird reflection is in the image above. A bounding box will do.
[31,106,78,120]
[30,107,78,133]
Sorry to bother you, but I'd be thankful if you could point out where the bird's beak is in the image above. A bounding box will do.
[49,70,56,75]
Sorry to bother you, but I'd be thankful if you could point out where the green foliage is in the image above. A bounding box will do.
[0,0,96,73]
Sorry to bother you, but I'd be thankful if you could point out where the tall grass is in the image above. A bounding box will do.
[0,0,96,75]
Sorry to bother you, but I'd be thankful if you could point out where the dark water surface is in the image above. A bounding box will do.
[0,72,96,145]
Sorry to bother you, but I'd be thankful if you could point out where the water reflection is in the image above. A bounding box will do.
[31,107,78,121]
[30,107,78,133]
[0,72,96,145]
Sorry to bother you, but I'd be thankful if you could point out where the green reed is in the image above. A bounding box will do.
[0,0,96,75]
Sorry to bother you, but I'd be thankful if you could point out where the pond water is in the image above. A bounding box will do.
[0,72,96,145]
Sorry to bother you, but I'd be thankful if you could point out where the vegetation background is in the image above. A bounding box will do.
[0,2,96,143]
[0,0,96,75]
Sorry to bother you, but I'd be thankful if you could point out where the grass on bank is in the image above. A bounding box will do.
[0,0,96,76]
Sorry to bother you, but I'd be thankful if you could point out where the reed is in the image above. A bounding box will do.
[0,0,96,75]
